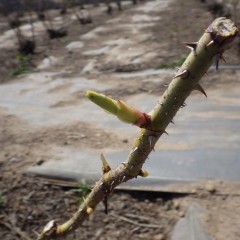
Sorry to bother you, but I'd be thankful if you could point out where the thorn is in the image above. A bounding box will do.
[157,130,169,135]
[181,102,187,108]
[110,180,115,192]
[214,52,226,70]
[103,197,108,214]
[121,162,127,167]
[163,83,169,87]
[173,69,189,79]
[130,146,138,154]
[214,54,220,70]
[171,119,175,124]
[206,40,214,49]
[163,130,169,135]
[121,176,126,183]
[194,84,207,98]
[148,136,156,151]
[184,42,198,56]
[100,154,111,174]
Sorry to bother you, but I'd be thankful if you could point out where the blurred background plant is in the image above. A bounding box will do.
[10,54,32,76]
[157,54,187,69]
[75,182,91,206]
[0,192,4,206]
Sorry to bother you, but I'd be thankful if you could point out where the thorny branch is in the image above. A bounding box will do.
[37,18,238,240]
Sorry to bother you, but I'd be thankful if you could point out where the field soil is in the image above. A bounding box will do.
[0,0,240,239]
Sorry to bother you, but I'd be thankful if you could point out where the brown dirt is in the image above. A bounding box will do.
[0,0,240,240]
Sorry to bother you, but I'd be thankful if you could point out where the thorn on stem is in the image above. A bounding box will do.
[173,69,189,79]
[148,135,156,151]
[103,197,108,214]
[100,154,111,174]
[130,146,138,154]
[193,84,207,98]
[121,162,127,167]
[162,130,169,135]
[205,40,214,49]
[184,42,198,56]
[215,52,226,70]
[121,176,126,183]
[110,180,115,192]
[214,54,220,70]
[181,102,187,108]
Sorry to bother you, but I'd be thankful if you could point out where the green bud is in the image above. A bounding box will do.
[86,91,118,115]
[116,100,142,124]
[139,169,149,177]
[86,91,144,125]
